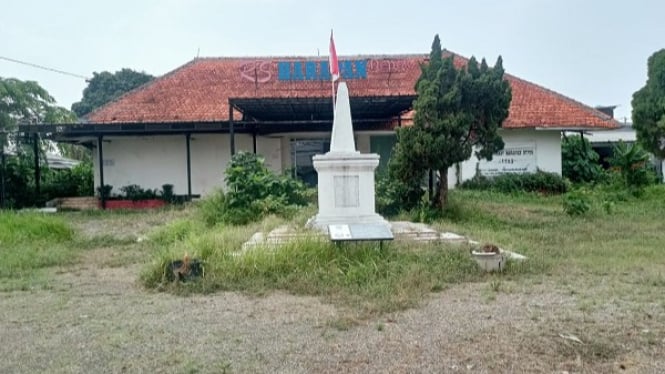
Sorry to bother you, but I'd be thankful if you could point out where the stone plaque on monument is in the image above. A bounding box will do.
[328,223,393,242]
[334,175,359,207]
[328,224,352,240]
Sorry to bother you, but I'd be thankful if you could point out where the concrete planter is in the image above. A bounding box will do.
[471,250,505,272]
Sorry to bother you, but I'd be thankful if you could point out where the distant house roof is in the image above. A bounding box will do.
[587,121,637,143]
[46,153,81,169]
[3,148,80,169]
[86,53,619,130]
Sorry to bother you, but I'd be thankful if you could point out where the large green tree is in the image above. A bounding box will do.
[0,78,92,207]
[391,35,512,209]
[0,77,87,160]
[632,49,665,159]
[71,68,154,117]
[0,77,76,143]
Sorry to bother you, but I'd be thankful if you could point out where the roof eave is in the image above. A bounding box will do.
[534,126,619,131]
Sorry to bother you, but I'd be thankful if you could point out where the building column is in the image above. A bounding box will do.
[186,133,192,199]
[33,133,41,200]
[98,135,106,209]
[229,103,235,156]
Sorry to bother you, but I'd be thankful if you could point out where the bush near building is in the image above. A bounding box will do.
[460,170,569,195]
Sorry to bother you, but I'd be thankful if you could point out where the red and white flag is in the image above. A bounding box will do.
[329,30,339,81]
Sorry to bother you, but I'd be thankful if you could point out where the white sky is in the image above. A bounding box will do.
[2,0,664,122]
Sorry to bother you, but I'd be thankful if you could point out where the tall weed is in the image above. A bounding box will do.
[0,212,77,278]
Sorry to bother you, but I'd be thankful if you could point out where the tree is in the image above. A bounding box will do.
[1,77,78,145]
[632,49,665,159]
[0,77,86,155]
[71,68,154,117]
[391,35,512,209]
[0,77,87,207]
[1,77,59,134]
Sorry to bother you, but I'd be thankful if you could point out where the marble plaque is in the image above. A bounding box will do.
[349,224,394,240]
[334,175,359,207]
[329,224,352,240]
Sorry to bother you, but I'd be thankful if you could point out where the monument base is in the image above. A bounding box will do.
[307,81,391,236]
[306,213,391,233]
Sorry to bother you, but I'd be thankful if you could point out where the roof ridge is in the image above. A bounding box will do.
[193,53,431,60]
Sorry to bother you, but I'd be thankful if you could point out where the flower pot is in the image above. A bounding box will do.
[471,250,504,272]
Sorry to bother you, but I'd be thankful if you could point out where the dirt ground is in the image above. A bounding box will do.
[1,212,664,373]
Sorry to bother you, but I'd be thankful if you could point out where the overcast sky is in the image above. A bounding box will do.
[2,0,664,122]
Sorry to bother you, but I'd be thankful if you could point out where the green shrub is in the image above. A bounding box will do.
[375,163,428,217]
[563,189,591,216]
[225,152,307,207]
[119,184,157,200]
[197,189,227,227]
[562,134,605,184]
[160,184,175,203]
[2,154,34,208]
[609,141,656,191]
[1,153,93,208]
[375,171,403,216]
[461,170,568,194]
[199,152,308,226]
[96,184,113,199]
[42,161,94,198]
[381,151,425,214]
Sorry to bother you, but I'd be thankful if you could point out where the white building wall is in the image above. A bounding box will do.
[280,137,292,170]
[94,135,187,196]
[93,144,100,194]
[188,134,282,195]
[256,136,282,173]
[92,129,562,197]
[93,134,282,197]
[452,129,562,187]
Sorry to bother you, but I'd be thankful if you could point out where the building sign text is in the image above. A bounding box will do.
[478,145,537,177]
[277,60,367,81]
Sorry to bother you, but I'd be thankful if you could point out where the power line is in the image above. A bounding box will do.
[0,55,90,81]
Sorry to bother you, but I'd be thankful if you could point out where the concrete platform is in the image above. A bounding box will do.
[240,221,525,262]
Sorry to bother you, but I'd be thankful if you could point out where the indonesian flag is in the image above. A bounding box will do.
[329,30,339,81]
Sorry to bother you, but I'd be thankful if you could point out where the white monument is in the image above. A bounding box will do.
[308,82,390,232]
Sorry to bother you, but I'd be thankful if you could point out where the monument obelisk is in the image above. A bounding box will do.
[308,82,390,231]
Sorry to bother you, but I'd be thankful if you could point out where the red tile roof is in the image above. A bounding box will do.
[86,54,619,130]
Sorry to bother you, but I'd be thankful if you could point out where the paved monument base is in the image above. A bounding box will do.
[306,213,391,233]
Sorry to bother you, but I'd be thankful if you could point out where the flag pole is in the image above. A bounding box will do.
[329,29,339,116]
[331,79,336,114]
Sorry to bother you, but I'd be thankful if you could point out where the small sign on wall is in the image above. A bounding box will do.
[478,144,536,177]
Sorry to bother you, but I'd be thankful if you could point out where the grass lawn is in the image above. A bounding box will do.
[2,187,663,309]
[136,185,665,318]
[1,186,664,372]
